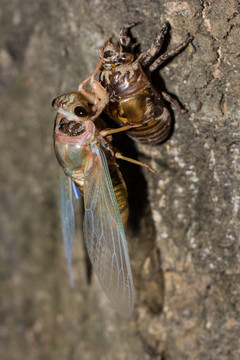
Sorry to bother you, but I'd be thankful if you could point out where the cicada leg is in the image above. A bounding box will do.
[162,91,189,118]
[100,123,142,137]
[78,52,103,92]
[99,124,157,173]
[88,79,109,120]
[119,21,141,50]
[137,22,169,67]
[78,52,109,120]
[149,33,194,72]
[115,152,157,173]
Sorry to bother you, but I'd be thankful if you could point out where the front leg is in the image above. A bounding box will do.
[78,53,103,92]
[77,88,96,105]
[119,21,140,50]
[77,61,102,105]
[78,76,109,120]
[149,34,194,72]
[137,22,169,67]
[89,79,109,120]
[78,51,109,120]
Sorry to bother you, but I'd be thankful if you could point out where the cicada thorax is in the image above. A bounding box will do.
[53,92,129,228]
[53,92,94,191]
[101,61,172,145]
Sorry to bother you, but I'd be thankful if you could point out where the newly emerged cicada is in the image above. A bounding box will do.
[52,61,155,317]
[100,22,193,144]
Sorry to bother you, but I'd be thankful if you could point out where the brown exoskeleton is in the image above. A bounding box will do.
[97,22,193,144]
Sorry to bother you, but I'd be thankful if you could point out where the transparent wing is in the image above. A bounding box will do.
[83,145,134,318]
[59,169,80,287]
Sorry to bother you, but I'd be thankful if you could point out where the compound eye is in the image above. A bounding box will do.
[51,98,57,108]
[103,50,114,58]
[74,106,88,117]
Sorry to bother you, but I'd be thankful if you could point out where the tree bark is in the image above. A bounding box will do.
[1,1,240,359]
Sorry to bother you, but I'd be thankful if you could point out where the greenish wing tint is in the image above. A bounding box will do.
[83,145,134,317]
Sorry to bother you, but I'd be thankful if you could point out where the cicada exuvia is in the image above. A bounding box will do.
[100,22,193,144]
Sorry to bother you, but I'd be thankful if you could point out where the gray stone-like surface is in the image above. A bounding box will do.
[0,1,239,359]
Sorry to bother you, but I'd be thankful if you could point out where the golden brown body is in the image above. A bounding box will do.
[102,62,171,144]
[100,22,193,144]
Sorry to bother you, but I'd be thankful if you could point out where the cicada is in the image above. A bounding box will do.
[100,22,193,144]
[52,60,155,317]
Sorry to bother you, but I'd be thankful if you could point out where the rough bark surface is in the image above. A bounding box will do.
[1,1,240,359]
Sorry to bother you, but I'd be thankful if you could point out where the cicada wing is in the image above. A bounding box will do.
[59,169,80,287]
[83,146,134,317]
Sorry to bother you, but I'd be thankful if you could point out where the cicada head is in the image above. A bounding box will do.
[102,41,134,70]
[52,92,96,174]
[52,91,94,124]
[52,92,96,138]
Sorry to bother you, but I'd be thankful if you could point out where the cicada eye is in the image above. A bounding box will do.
[52,98,57,108]
[103,50,114,58]
[74,106,88,117]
